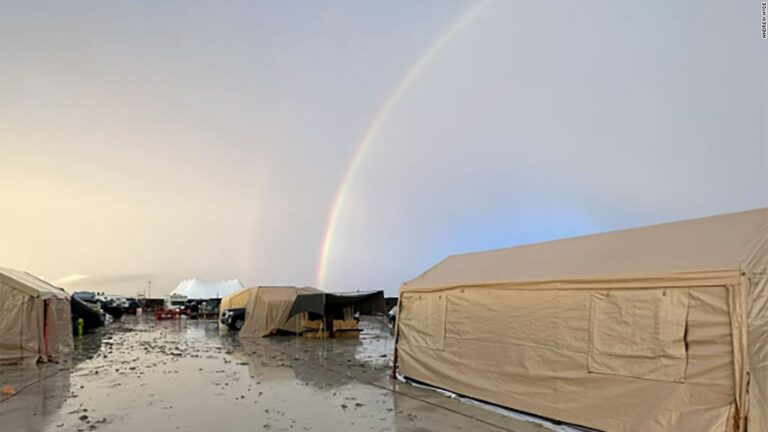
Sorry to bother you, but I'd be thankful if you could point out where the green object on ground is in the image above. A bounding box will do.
[77,318,84,337]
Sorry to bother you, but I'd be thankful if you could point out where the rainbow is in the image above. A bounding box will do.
[315,0,491,289]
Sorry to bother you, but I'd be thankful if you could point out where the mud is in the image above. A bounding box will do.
[1,316,559,432]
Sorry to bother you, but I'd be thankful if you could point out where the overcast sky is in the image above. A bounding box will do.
[1,0,766,296]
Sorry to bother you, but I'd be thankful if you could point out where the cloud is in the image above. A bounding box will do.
[52,274,90,285]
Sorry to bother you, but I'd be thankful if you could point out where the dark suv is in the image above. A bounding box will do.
[220,308,246,330]
[123,298,140,315]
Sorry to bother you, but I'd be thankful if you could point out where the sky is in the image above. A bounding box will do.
[1,0,766,297]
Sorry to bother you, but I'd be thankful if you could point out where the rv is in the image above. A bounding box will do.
[165,293,187,310]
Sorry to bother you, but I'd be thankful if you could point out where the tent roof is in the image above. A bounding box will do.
[404,208,768,290]
[288,290,387,317]
[170,278,244,300]
[0,267,70,299]
[220,286,256,301]
[254,286,321,291]
[253,286,322,300]
[221,285,321,304]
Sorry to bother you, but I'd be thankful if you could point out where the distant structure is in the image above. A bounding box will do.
[169,278,243,300]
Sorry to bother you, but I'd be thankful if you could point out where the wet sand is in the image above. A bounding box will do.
[1,316,558,432]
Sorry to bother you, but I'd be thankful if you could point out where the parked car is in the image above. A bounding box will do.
[70,297,105,333]
[185,300,203,319]
[73,291,108,323]
[220,307,246,330]
[101,302,125,320]
[123,298,140,315]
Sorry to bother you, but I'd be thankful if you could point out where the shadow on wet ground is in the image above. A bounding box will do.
[1,316,558,432]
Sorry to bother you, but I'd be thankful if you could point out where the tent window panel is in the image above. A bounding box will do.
[588,288,689,383]
[399,293,446,350]
[444,289,589,352]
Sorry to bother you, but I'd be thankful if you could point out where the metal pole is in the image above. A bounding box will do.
[295,313,299,359]
[323,292,327,340]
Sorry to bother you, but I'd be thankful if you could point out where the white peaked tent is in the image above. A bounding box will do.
[170,278,244,300]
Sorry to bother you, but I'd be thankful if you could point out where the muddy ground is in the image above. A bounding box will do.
[1,316,568,432]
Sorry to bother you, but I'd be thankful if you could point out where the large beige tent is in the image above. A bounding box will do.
[0,267,74,365]
[239,286,321,337]
[395,208,767,432]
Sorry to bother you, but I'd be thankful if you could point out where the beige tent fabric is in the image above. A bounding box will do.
[45,297,74,361]
[239,286,321,338]
[0,268,73,365]
[742,213,768,432]
[396,208,767,432]
[405,208,767,291]
[748,273,768,432]
[0,285,40,364]
[0,267,70,300]
[220,287,257,311]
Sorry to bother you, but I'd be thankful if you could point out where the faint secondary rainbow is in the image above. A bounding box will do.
[316,1,490,289]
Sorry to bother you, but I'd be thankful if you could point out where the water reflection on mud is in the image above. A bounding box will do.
[0,324,104,431]
[1,316,552,432]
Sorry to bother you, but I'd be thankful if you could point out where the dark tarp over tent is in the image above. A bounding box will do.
[70,297,104,333]
[287,291,387,320]
[239,288,387,337]
[287,291,387,337]
[239,286,323,337]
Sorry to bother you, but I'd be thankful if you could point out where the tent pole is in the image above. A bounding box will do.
[322,292,326,340]
[20,296,24,362]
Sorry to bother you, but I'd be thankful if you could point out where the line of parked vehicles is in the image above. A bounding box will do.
[69,291,141,333]
[72,291,221,325]
[155,294,222,320]
[70,289,397,335]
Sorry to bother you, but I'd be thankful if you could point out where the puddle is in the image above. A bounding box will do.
[1,316,552,432]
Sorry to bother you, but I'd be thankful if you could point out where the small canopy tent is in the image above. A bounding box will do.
[287,291,388,336]
[288,291,387,320]
[0,267,74,365]
[395,208,767,432]
[239,286,321,337]
[170,278,243,300]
